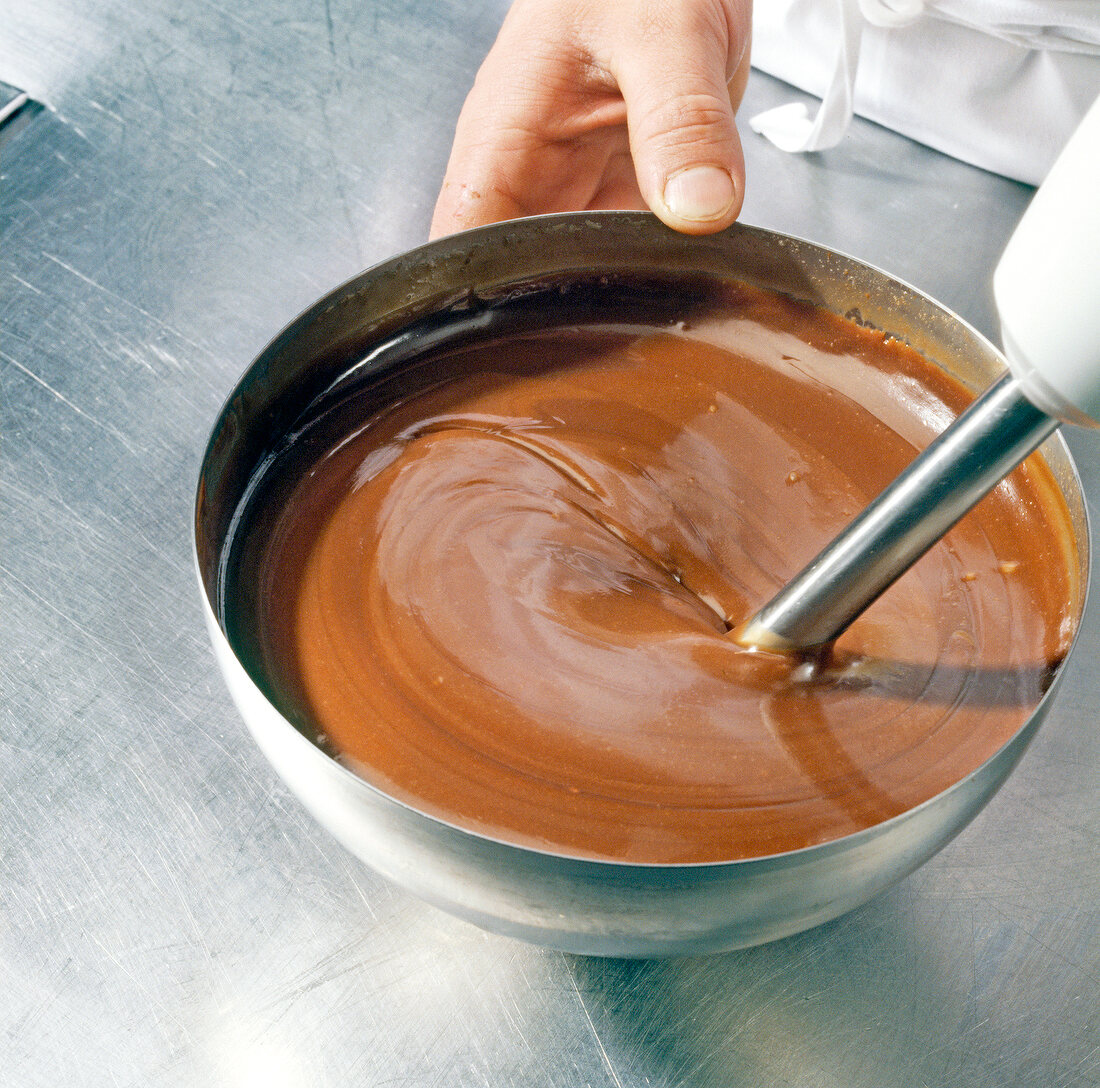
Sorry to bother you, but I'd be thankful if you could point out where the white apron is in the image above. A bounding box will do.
[749,0,1100,183]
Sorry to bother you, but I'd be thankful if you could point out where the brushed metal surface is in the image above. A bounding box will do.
[4,1,1100,1085]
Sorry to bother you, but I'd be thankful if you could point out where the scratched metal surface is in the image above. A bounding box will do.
[3,2,1099,1085]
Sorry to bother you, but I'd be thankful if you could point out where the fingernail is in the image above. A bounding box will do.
[662,165,736,222]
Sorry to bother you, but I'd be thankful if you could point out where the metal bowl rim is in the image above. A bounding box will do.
[193,210,1092,875]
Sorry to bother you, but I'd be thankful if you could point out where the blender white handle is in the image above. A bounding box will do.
[994,94,1100,427]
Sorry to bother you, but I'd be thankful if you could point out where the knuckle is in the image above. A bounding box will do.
[635,91,733,152]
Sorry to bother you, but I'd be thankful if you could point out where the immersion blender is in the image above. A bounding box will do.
[737,94,1100,654]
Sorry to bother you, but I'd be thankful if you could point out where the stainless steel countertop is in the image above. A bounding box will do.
[3,3,1099,1084]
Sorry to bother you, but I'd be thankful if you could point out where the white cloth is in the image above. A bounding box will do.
[749,0,1100,183]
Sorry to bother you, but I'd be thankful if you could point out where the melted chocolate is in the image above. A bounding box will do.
[229,280,1078,863]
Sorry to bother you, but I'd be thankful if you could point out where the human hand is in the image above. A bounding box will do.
[430,0,752,239]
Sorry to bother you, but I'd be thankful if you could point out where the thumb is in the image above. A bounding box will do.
[612,10,748,234]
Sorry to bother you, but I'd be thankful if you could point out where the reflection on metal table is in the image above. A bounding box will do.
[3,2,1099,1085]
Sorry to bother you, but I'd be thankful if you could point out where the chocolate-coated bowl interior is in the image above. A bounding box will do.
[194,212,1089,956]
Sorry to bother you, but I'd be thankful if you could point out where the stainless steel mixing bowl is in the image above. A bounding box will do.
[194,212,1089,957]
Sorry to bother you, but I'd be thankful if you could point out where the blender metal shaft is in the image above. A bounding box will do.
[735,373,1059,653]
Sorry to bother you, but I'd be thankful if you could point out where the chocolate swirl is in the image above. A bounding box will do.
[233,283,1076,863]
